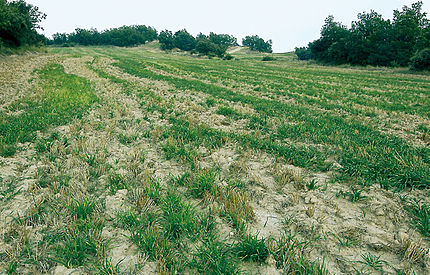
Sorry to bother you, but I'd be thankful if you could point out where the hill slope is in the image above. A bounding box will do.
[0,46,429,274]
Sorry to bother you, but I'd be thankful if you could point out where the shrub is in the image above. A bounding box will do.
[410,48,430,71]
[242,35,273,53]
[262,55,276,61]
[295,47,312,60]
[196,39,226,57]
[174,29,196,51]
[158,30,175,50]
[223,54,234,60]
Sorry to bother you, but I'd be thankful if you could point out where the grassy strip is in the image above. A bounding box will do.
[0,63,98,157]
[135,55,430,117]
[113,58,429,190]
[91,59,328,273]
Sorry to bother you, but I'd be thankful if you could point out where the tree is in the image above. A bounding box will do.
[208,32,237,47]
[308,16,349,64]
[0,0,46,47]
[50,32,68,45]
[348,11,393,65]
[295,47,312,60]
[196,39,226,57]
[392,1,429,66]
[158,30,174,50]
[410,48,430,70]
[242,35,272,53]
[173,29,196,51]
[304,2,430,67]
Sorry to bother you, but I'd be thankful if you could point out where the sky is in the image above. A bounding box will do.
[27,0,429,53]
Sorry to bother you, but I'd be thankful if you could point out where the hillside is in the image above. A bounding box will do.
[0,45,429,274]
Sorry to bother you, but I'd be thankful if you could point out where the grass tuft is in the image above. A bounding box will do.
[191,236,239,275]
[233,233,269,262]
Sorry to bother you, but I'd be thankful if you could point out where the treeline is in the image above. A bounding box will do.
[1,0,274,58]
[296,1,430,69]
[49,25,157,47]
[0,0,46,48]
[158,30,272,58]
[51,26,273,58]
[158,29,237,58]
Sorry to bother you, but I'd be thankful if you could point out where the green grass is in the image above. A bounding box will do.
[233,233,269,263]
[271,231,328,274]
[191,236,239,275]
[0,63,98,157]
[357,252,387,272]
[336,187,367,202]
[407,200,430,237]
[54,219,106,268]
[102,50,428,191]
[161,188,197,240]
[189,168,218,198]
[0,177,21,202]
[107,172,128,195]
[40,45,429,273]
[67,197,98,220]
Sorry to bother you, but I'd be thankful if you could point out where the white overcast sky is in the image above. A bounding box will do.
[27,0,429,52]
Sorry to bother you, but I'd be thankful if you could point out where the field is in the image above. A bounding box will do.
[0,43,429,274]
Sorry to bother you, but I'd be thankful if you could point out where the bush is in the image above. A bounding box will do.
[305,2,430,67]
[410,48,430,71]
[0,0,46,48]
[242,35,273,53]
[158,30,174,50]
[49,25,157,47]
[196,39,227,57]
[223,54,234,60]
[295,47,312,60]
[174,29,196,51]
[262,56,276,61]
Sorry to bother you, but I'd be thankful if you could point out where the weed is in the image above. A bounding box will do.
[117,132,136,145]
[331,233,359,251]
[280,215,296,230]
[197,209,216,236]
[114,211,141,230]
[0,63,97,157]
[130,224,163,259]
[205,98,216,107]
[0,142,17,157]
[84,152,98,167]
[139,174,162,204]
[216,106,242,119]
[170,171,192,186]
[35,132,60,153]
[5,259,18,275]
